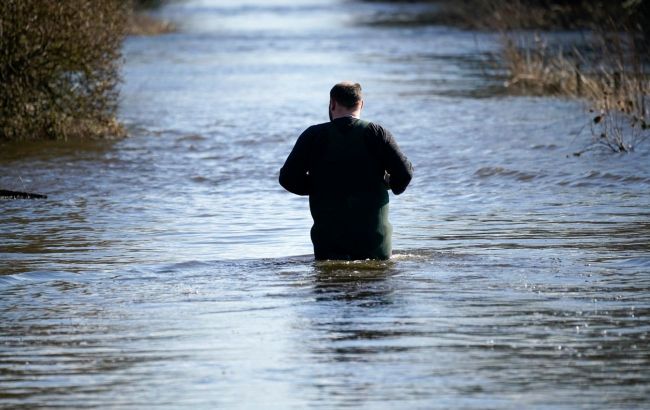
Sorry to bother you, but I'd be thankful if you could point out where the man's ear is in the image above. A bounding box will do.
[329,99,336,111]
[359,100,364,111]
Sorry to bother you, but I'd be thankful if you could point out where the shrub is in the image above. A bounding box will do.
[0,0,129,140]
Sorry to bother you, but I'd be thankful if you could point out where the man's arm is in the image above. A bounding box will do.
[279,129,312,196]
[381,128,413,195]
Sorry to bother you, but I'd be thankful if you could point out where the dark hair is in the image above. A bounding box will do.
[330,82,363,108]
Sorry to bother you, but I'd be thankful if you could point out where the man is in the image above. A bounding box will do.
[279,82,413,260]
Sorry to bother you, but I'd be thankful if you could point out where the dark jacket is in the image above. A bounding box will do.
[279,117,412,260]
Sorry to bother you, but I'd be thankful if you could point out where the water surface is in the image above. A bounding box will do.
[1,0,649,408]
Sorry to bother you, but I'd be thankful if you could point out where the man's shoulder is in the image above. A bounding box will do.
[296,122,328,144]
[301,122,330,136]
[363,120,392,141]
[364,120,383,131]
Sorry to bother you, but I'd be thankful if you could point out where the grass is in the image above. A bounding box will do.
[500,31,649,153]
[461,0,650,153]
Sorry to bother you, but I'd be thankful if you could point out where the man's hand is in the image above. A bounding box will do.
[383,171,391,189]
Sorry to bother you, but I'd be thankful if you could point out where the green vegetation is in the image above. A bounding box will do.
[0,0,129,141]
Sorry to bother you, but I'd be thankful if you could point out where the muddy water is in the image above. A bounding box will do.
[1,0,649,408]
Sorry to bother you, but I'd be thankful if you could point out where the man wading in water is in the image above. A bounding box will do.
[279,82,413,260]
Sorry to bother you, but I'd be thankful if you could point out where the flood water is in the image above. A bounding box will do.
[2,0,650,408]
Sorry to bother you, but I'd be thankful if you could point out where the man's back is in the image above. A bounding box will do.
[279,116,412,260]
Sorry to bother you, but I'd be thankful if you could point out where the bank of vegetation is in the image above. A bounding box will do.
[368,0,650,153]
[0,0,174,141]
[463,0,649,154]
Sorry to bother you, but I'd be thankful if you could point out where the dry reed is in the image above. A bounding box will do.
[502,32,648,153]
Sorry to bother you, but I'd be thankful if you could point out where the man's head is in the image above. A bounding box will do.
[329,81,363,120]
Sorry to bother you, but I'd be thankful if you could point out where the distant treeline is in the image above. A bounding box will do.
[369,0,649,42]
[0,0,170,141]
[439,0,647,31]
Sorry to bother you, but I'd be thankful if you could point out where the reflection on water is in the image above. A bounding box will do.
[1,249,649,408]
[1,0,650,408]
[313,260,396,306]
